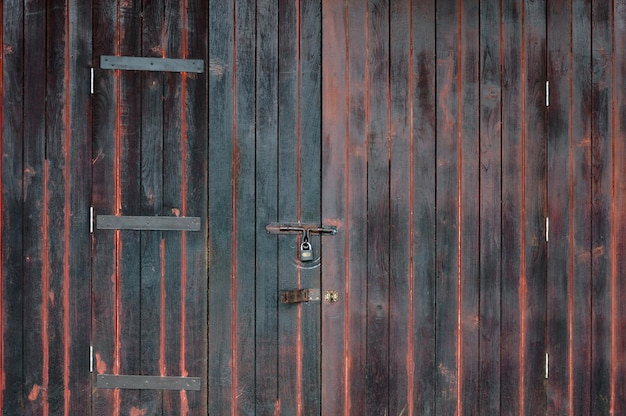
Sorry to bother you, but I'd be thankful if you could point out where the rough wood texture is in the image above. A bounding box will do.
[2,1,626,415]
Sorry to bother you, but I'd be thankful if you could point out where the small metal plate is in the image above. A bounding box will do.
[96,374,201,391]
[280,288,321,304]
[100,55,205,73]
[97,215,201,231]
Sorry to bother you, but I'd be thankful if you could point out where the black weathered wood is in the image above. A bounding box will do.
[590,0,613,414]
[255,0,280,413]
[570,2,592,414]
[500,1,524,413]
[207,0,235,413]
[22,0,46,412]
[523,1,548,414]
[547,0,572,413]
[435,0,461,413]
[320,0,349,413]
[96,215,201,231]
[479,0,502,413]
[365,1,390,414]
[96,374,201,391]
[411,0,437,413]
[100,55,204,73]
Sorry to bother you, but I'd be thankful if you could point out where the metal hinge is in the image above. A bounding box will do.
[545,217,549,242]
[546,81,549,107]
[545,352,549,379]
[90,67,94,95]
[90,207,94,233]
[90,345,94,373]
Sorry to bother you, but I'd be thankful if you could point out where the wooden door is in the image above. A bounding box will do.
[91,1,208,414]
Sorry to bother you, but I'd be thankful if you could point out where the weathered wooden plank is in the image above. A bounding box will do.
[255,0,280,412]
[22,0,46,412]
[299,0,323,413]
[365,1,390,414]
[162,1,186,413]
[411,0,437,413]
[138,0,165,412]
[207,0,235,413]
[590,0,613,414]
[231,0,257,413]
[546,0,573,413]
[523,1,548,414]
[181,0,209,413]
[570,2,592,414]
[97,374,201,391]
[459,1,480,414]
[500,1,524,414]
[321,0,348,412]
[613,2,626,414]
[97,215,201,231]
[435,0,461,413]
[65,0,93,412]
[100,56,204,73]
[478,0,502,413]
[389,0,412,413]
[277,0,301,411]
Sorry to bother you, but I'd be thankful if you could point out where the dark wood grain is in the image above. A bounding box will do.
[22,0,46,412]
[412,0,437,414]
[389,0,412,413]
[365,1,390,414]
[570,1,592,414]
[500,1,524,414]
[523,1,548,414]
[591,0,613,414]
[321,0,348,413]
[547,0,572,413]
[255,0,280,413]
[2,0,25,412]
[479,0,502,413]
[435,0,461,413]
[207,0,235,413]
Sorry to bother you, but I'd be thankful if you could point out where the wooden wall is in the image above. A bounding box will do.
[1,0,626,415]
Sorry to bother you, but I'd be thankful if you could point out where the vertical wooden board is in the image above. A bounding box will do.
[162,2,185,413]
[365,0,390,414]
[321,0,347,413]
[182,0,209,413]
[116,2,143,413]
[478,0,502,413]
[590,0,612,414]
[459,1,480,414]
[1,0,24,412]
[255,0,279,412]
[233,0,257,413]
[138,0,164,413]
[277,0,300,412]
[411,0,437,413]
[207,0,235,413]
[435,0,460,413]
[546,0,572,413]
[522,1,547,414]
[299,0,322,413]
[22,0,46,412]
[91,0,119,412]
[66,0,93,412]
[345,0,368,414]
[500,1,523,414]
[612,1,626,413]
[389,0,411,413]
[570,1,592,414]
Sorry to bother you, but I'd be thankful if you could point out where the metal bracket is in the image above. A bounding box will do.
[96,215,201,231]
[100,55,205,73]
[280,288,321,304]
[96,374,201,391]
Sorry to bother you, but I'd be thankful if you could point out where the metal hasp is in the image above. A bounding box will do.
[266,223,337,262]
[100,55,205,73]
[281,288,321,304]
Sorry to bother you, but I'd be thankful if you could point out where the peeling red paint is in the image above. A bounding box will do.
[129,407,147,416]
[28,384,41,401]
[95,352,107,375]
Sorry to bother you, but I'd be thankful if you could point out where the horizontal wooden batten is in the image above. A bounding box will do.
[96,215,201,231]
[96,374,201,391]
[100,55,205,73]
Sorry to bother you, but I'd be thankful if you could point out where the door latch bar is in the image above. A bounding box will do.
[265,223,338,237]
[280,288,321,304]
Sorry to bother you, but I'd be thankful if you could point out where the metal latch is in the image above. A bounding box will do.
[280,288,321,304]
[266,223,338,262]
